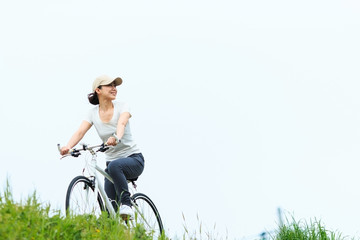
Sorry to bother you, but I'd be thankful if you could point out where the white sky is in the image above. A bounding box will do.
[1,0,360,239]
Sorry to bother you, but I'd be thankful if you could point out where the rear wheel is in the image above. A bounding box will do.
[131,193,164,238]
[65,176,104,216]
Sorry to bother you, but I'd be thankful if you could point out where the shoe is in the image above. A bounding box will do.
[119,205,134,220]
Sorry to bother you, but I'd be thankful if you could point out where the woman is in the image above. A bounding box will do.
[60,74,144,218]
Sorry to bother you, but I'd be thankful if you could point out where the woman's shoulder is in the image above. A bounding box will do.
[113,101,130,113]
[88,104,99,112]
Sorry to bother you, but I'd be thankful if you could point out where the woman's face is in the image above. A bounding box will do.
[98,82,117,100]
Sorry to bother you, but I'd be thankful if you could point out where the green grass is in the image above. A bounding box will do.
[0,182,168,240]
[1,182,358,240]
[269,216,358,240]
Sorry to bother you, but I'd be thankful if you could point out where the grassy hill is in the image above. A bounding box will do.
[0,183,357,240]
[0,183,167,240]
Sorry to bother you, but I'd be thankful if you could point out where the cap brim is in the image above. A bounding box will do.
[113,77,123,86]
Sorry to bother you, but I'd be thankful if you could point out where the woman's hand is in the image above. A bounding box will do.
[60,146,70,155]
[106,136,118,146]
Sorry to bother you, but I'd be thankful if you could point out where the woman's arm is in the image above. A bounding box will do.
[60,120,92,155]
[106,112,131,146]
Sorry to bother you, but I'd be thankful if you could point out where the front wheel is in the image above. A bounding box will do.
[65,176,104,216]
[131,193,164,238]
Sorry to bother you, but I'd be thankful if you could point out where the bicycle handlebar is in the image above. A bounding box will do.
[57,143,109,159]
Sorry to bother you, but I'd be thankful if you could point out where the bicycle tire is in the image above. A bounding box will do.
[131,193,164,237]
[65,176,105,216]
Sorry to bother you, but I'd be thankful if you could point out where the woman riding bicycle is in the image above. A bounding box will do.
[60,75,144,218]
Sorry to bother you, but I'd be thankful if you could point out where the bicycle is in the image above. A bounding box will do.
[57,143,164,238]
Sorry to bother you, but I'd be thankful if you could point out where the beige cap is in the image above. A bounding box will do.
[92,75,123,91]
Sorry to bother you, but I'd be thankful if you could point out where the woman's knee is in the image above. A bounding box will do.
[107,160,124,175]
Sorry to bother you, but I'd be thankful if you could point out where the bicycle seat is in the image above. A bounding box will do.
[127,177,138,182]
[127,177,138,189]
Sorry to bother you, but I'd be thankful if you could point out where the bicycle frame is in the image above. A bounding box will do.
[86,152,141,220]
[60,143,164,236]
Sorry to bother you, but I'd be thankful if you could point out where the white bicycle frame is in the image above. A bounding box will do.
[87,152,143,221]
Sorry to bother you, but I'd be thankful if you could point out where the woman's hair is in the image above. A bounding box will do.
[88,85,102,105]
[87,92,99,105]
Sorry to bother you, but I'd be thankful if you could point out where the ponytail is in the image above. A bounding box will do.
[88,92,99,105]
